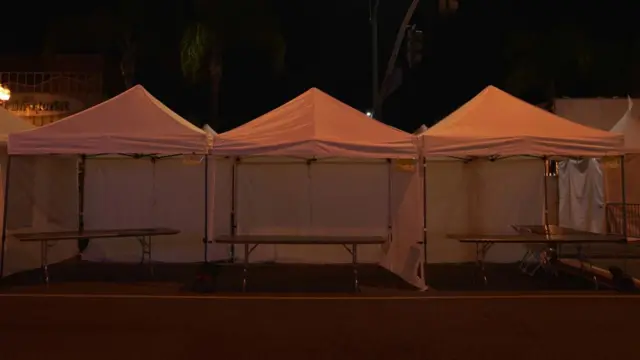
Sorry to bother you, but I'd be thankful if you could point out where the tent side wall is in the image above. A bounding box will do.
[214,157,424,288]
[81,156,224,263]
[425,158,544,264]
[2,155,78,277]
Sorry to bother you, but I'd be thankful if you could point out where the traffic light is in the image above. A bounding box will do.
[406,26,423,68]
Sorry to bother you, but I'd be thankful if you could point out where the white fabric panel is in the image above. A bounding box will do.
[558,159,605,233]
[425,161,472,263]
[2,156,78,277]
[380,161,423,286]
[82,159,154,262]
[235,160,309,262]
[274,161,388,263]
[149,159,206,262]
[82,157,210,263]
[227,158,424,289]
[426,159,544,263]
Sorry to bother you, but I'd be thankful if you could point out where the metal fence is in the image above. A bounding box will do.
[606,203,640,237]
[0,72,102,95]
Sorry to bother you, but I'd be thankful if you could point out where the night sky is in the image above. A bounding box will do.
[1,0,639,132]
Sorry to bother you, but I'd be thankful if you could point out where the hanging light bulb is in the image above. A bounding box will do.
[0,84,11,102]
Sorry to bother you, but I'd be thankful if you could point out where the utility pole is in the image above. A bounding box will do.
[370,0,380,119]
[371,0,421,121]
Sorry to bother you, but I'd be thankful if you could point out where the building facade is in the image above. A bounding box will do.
[0,55,103,126]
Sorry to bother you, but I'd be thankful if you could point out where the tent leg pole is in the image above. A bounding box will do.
[422,157,427,287]
[204,155,209,263]
[77,155,87,256]
[621,155,628,238]
[620,155,628,272]
[543,158,550,228]
[0,156,13,278]
[230,157,238,263]
[387,159,392,243]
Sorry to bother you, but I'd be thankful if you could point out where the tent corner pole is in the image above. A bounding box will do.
[387,159,392,243]
[203,154,209,263]
[620,155,628,238]
[229,157,238,263]
[542,157,550,228]
[0,155,13,278]
[421,156,427,287]
[77,154,87,255]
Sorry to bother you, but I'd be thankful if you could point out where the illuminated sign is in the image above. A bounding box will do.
[4,93,84,117]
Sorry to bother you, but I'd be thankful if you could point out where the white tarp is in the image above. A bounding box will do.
[8,85,210,155]
[558,159,605,233]
[422,86,624,157]
[211,88,424,289]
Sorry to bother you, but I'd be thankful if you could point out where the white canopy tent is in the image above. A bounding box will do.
[2,85,213,275]
[420,86,624,264]
[211,87,425,289]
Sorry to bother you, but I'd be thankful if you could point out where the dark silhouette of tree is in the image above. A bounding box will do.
[180,0,286,128]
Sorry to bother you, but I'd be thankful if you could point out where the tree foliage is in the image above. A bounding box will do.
[180,0,286,83]
[502,24,595,99]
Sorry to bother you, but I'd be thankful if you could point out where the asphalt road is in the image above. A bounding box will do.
[0,294,638,360]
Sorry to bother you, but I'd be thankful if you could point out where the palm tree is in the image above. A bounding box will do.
[502,24,594,101]
[43,1,145,90]
[180,0,286,128]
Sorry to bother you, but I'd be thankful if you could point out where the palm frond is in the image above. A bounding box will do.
[181,23,214,82]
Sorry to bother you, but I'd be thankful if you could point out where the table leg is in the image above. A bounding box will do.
[137,236,153,277]
[352,244,359,292]
[475,243,491,286]
[42,240,50,285]
[148,236,153,277]
[576,245,598,289]
[242,243,249,292]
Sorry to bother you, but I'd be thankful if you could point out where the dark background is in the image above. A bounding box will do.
[1,0,638,132]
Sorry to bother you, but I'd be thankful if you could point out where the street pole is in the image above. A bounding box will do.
[371,0,420,121]
[371,0,380,119]
[379,0,420,107]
